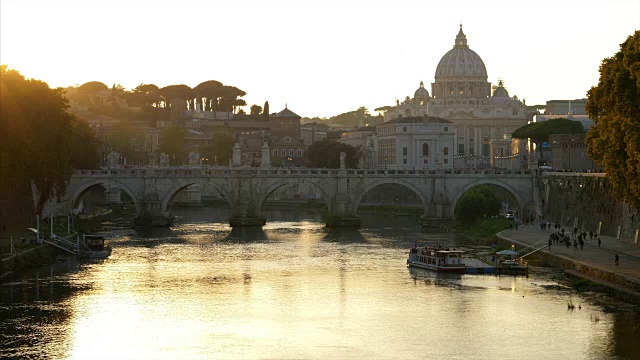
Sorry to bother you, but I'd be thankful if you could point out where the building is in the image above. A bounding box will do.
[301,122,329,147]
[376,115,455,169]
[383,25,529,168]
[544,99,588,115]
[269,106,306,166]
[549,134,599,171]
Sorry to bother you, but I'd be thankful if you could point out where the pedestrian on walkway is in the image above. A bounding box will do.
[598,237,601,248]
[579,238,584,250]
[548,237,552,251]
[589,231,593,240]
[573,239,578,250]
[615,253,619,266]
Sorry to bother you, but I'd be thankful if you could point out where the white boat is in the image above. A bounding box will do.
[407,246,466,273]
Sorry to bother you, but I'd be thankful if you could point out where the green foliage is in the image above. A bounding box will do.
[586,31,640,210]
[0,65,99,214]
[329,106,370,126]
[455,217,513,240]
[250,104,262,117]
[202,131,235,165]
[159,125,186,164]
[512,118,584,157]
[263,101,270,121]
[306,139,361,168]
[455,185,502,224]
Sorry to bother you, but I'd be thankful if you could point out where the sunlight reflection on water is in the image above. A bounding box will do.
[1,208,638,359]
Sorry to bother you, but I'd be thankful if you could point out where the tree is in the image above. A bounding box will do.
[306,139,361,168]
[586,31,640,210]
[454,185,502,224]
[0,65,100,215]
[194,80,223,112]
[159,125,186,165]
[202,130,235,165]
[250,104,262,117]
[511,118,584,158]
[263,101,270,121]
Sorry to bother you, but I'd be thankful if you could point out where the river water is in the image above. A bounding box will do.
[1,207,639,359]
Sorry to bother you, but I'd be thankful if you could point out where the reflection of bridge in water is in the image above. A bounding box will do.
[48,167,539,227]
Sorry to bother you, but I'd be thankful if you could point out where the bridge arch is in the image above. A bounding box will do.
[256,179,330,211]
[449,179,524,218]
[160,180,233,215]
[70,179,141,214]
[354,178,427,214]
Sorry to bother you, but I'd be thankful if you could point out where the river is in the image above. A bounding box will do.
[1,207,639,359]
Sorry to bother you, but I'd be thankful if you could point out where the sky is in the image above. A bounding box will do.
[1,0,639,119]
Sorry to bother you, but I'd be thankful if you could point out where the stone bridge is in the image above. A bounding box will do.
[51,167,539,227]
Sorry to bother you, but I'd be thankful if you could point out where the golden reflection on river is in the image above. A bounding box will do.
[1,209,638,359]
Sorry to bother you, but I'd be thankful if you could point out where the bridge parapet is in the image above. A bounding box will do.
[74,168,534,178]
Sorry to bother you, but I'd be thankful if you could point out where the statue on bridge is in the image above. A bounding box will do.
[159,152,170,167]
[340,152,346,169]
[188,152,201,167]
[107,151,120,168]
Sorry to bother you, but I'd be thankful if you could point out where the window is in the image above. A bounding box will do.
[281,149,286,156]
[512,109,518,115]
[458,144,465,155]
[403,159,407,164]
[297,149,302,157]
[289,149,294,157]
[423,159,428,164]
[403,147,408,156]
[444,158,448,164]
[273,149,277,156]
[403,127,407,132]
[422,143,429,156]
[443,147,449,156]
[444,127,448,132]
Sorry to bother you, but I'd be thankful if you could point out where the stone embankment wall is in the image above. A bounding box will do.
[542,175,639,242]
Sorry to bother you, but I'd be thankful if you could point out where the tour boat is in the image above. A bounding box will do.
[407,246,466,273]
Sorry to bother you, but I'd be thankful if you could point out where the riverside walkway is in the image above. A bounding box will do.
[498,222,640,299]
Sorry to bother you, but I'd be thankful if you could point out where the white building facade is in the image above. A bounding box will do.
[376,116,455,169]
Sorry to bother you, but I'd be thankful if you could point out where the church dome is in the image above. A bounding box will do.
[491,79,510,105]
[492,80,510,98]
[414,81,430,99]
[434,25,488,81]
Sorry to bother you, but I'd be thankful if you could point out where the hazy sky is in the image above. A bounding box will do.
[1,0,639,118]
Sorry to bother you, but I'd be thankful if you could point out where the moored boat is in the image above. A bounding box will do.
[79,234,112,259]
[407,246,466,273]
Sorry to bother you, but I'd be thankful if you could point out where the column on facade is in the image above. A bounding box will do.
[474,127,480,156]
[464,126,470,156]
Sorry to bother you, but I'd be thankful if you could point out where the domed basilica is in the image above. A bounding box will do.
[383,25,529,168]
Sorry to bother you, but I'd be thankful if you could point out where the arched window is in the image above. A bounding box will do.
[422,143,429,156]
[289,149,294,157]
[297,149,302,157]
[273,149,277,156]
[281,149,286,156]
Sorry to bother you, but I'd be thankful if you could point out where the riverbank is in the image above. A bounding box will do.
[498,221,640,303]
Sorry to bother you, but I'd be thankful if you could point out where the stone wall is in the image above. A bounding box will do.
[543,175,639,242]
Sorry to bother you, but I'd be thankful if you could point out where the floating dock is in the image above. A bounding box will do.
[463,258,528,275]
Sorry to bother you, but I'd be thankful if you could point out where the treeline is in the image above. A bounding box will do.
[0,65,100,220]
[67,79,253,124]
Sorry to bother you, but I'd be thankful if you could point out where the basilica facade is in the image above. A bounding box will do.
[382,25,529,168]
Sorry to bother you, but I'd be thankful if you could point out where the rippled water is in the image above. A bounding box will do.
[1,207,639,359]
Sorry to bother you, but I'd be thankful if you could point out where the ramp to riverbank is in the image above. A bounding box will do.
[497,223,640,303]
